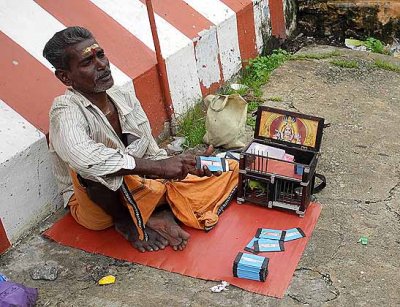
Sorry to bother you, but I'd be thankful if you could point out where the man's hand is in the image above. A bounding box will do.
[159,154,196,180]
[111,145,221,179]
[190,145,222,178]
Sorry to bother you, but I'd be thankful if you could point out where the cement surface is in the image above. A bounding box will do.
[1,46,400,306]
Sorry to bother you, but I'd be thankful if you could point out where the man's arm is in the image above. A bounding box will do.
[109,154,199,180]
[50,100,207,182]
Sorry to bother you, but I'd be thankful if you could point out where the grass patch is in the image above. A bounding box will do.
[374,59,400,73]
[176,103,206,148]
[290,50,341,61]
[330,59,359,69]
[268,96,283,102]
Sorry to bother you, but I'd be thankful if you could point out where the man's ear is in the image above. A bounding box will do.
[55,69,72,86]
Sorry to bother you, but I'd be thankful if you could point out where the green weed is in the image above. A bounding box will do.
[176,103,206,148]
[330,59,359,68]
[364,37,389,55]
[247,101,261,112]
[374,59,400,73]
[240,49,290,97]
[246,116,256,129]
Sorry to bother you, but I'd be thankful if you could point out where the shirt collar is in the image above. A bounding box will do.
[65,86,133,116]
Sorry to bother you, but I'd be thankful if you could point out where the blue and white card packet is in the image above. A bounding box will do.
[254,239,285,252]
[255,228,286,241]
[245,237,284,253]
[233,252,269,282]
[195,156,229,172]
[244,237,257,253]
[284,227,306,242]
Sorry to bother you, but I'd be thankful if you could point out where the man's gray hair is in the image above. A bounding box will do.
[43,26,93,70]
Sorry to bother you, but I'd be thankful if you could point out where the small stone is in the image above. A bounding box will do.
[30,263,59,281]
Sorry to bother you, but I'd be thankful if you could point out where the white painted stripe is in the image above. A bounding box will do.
[90,0,192,57]
[182,0,233,25]
[253,0,271,54]
[183,0,242,80]
[0,98,44,164]
[0,0,130,86]
[0,100,61,243]
[165,47,202,115]
[91,0,202,113]
[194,27,222,88]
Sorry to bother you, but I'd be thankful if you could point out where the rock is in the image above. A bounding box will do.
[30,263,59,281]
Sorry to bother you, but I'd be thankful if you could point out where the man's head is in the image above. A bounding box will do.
[43,26,114,94]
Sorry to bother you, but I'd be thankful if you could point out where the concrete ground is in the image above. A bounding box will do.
[1,46,399,306]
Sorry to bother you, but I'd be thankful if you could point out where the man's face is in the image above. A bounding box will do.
[59,38,114,94]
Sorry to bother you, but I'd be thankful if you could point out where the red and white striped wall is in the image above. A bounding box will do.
[0,0,292,253]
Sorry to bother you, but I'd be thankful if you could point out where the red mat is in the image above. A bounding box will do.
[44,201,321,298]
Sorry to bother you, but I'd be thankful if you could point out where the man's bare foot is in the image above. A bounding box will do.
[146,210,191,251]
[114,219,168,253]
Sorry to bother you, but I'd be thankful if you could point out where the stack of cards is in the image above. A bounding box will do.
[244,227,306,254]
[233,252,269,282]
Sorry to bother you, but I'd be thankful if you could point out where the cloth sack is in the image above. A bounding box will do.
[203,94,248,149]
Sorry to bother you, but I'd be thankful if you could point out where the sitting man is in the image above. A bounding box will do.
[43,26,238,252]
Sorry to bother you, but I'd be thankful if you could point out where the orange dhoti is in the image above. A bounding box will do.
[68,160,239,239]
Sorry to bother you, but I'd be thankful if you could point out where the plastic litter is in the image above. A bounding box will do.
[0,274,8,283]
[345,38,367,51]
[98,275,116,285]
[230,83,249,91]
[358,236,368,245]
[0,281,38,306]
[167,137,186,153]
[210,281,229,293]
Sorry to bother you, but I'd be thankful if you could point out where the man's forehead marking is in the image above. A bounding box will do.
[82,43,100,56]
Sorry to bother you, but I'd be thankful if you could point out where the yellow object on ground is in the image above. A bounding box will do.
[98,275,116,285]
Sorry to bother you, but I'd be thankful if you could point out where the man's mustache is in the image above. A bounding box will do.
[96,69,112,81]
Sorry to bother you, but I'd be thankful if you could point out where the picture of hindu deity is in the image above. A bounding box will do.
[273,116,301,144]
[258,111,319,148]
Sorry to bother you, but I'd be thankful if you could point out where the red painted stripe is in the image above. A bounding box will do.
[139,0,214,39]
[133,67,168,136]
[0,32,65,134]
[219,0,257,62]
[36,0,168,135]
[0,219,11,254]
[36,0,156,79]
[269,0,287,38]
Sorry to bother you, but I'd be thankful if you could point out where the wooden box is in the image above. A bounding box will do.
[237,106,325,217]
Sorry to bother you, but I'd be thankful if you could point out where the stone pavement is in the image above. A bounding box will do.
[1,46,399,306]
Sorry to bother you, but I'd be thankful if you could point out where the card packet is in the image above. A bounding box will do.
[195,156,229,172]
[233,252,269,282]
[255,228,286,241]
[244,237,257,253]
[284,227,306,241]
[254,239,285,252]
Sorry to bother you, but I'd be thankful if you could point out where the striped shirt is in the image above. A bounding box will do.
[49,83,168,207]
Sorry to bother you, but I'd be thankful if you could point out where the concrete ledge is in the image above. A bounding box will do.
[0,100,62,246]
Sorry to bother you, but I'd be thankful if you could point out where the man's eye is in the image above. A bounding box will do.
[82,59,92,66]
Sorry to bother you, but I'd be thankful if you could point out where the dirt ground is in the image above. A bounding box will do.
[1,46,399,306]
